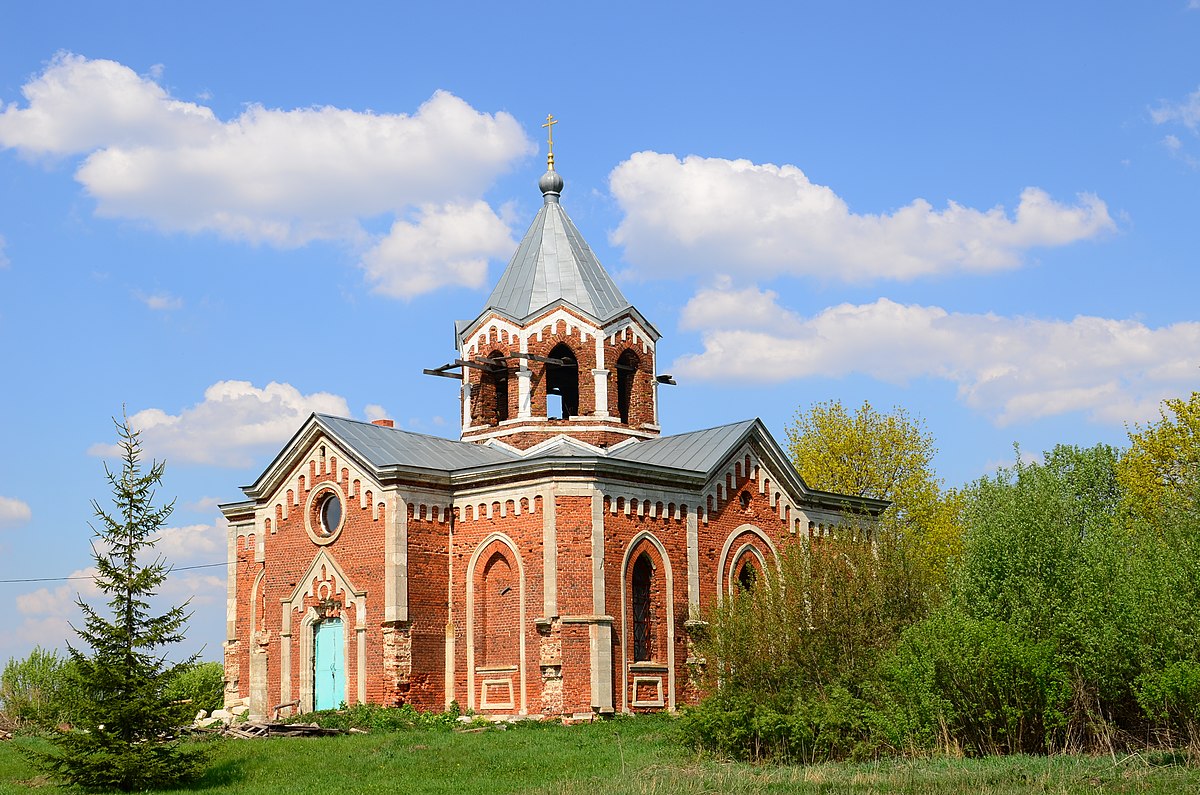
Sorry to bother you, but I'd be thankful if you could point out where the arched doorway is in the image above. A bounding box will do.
[313,618,345,710]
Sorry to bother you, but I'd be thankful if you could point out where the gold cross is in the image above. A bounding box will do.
[542,113,558,153]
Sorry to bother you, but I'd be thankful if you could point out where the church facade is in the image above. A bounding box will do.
[220,150,883,719]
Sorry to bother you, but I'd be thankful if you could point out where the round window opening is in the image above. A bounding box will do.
[318,493,342,536]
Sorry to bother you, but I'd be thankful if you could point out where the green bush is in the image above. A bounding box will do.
[876,612,1070,755]
[679,687,874,764]
[688,436,1200,763]
[0,647,78,732]
[165,661,225,713]
[297,702,462,732]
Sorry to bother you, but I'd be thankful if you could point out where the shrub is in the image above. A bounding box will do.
[165,661,225,714]
[0,647,77,733]
[876,612,1070,755]
[296,703,462,732]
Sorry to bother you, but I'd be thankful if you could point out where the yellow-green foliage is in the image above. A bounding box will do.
[786,400,962,590]
[1118,391,1200,527]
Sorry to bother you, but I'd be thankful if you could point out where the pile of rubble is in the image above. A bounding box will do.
[190,706,349,738]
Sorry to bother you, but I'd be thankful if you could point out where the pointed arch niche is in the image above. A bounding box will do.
[465,533,527,714]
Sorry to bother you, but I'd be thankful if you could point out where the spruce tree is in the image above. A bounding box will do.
[34,415,206,790]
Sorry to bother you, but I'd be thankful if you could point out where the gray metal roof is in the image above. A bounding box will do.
[481,196,631,324]
[608,419,759,473]
[316,415,518,471]
[314,414,763,476]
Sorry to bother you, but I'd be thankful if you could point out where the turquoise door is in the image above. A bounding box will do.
[313,619,345,711]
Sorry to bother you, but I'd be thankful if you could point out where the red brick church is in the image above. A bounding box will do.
[220,142,882,720]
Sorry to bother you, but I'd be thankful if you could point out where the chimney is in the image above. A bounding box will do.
[371,419,395,428]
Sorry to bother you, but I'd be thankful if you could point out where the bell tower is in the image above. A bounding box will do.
[427,117,667,451]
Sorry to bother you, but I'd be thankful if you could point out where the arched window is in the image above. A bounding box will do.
[616,349,638,425]
[632,553,653,662]
[736,558,758,592]
[545,343,578,419]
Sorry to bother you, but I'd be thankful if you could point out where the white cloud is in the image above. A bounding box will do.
[159,572,224,606]
[182,495,223,513]
[361,201,515,298]
[135,290,183,310]
[0,53,217,156]
[364,404,389,422]
[151,522,224,562]
[17,567,101,618]
[0,53,534,294]
[609,152,1113,282]
[0,234,9,268]
[674,286,1200,426]
[1151,86,1200,133]
[0,496,32,527]
[88,380,351,466]
[1153,89,1200,167]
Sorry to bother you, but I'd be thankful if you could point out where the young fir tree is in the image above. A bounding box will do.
[34,416,206,790]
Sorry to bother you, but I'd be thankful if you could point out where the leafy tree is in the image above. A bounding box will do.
[786,400,962,589]
[33,416,206,790]
[0,647,78,733]
[1117,391,1200,527]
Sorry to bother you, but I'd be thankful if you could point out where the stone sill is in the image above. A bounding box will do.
[474,665,518,675]
[629,661,668,674]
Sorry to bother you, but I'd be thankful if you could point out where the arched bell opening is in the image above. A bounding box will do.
[473,350,510,427]
[545,342,578,419]
[616,349,639,425]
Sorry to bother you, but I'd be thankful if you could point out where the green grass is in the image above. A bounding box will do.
[1,716,1196,794]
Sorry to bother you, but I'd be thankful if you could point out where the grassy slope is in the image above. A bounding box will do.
[1,716,1196,794]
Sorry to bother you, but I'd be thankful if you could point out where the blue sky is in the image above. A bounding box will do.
[2,2,1199,664]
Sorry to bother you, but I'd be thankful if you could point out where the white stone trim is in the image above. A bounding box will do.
[603,318,657,352]
[226,522,249,641]
[716,524,780,604]
[462,423,659,442]
[590,491,613,711]
[686,508,700,620]
[543,484,557,618]
[520,307,599,346]
[304,481,346,546]
[631,675,665,708]
[384,488,408,623]
[262,436,380,543]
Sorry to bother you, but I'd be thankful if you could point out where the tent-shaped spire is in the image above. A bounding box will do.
[481,190,632,324]
[475,122,632,328]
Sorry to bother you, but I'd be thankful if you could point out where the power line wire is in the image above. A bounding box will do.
[0,561,229,584]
